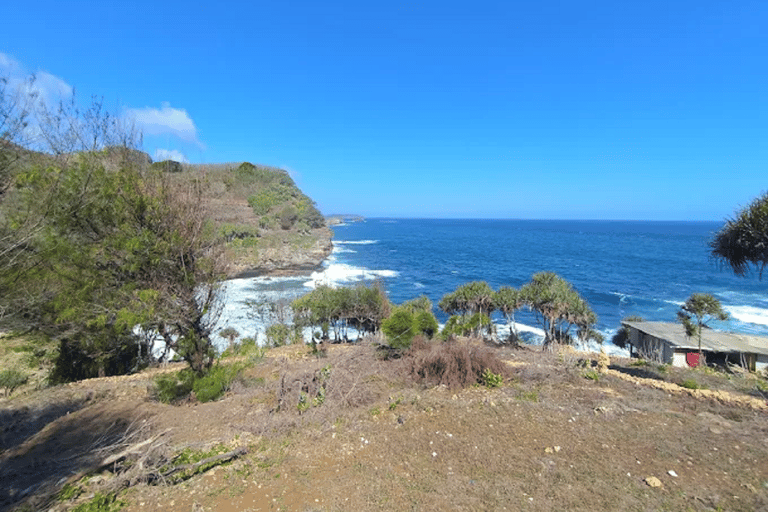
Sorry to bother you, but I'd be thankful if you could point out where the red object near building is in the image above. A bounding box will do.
[686,352,701,367]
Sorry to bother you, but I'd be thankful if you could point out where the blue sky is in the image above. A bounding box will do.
[2,0,766,220]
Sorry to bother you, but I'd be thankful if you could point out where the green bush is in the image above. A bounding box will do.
[0,368,28,396]
[266,324,291,347]
[193,364,242,402]
[382,310,417,349]
[583,369,601,382]
[154,363,244,404]
[482,368,504,388]
[414,311,439,339]
[154,369,195,403]
[680,378,704,390]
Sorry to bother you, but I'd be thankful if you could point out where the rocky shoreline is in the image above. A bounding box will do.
[228,226,333,279]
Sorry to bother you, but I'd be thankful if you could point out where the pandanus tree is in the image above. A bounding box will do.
[493,286,524,343]
[711,192,768,279]
[439,281,495,337]
[520,272,599,348]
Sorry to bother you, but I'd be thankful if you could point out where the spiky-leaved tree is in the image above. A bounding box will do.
[519,272,599,348]
[493,286,523,343]
[711,192,768,279]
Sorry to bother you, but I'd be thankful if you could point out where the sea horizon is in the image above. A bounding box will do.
[214,218,765,356]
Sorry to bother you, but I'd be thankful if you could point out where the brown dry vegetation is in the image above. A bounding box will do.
[2,339,768,512]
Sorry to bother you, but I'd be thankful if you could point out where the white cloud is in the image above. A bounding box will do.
[0,52,22,74]
[126,102,203,147]
[154,148,188,163]
[0,52,73,109]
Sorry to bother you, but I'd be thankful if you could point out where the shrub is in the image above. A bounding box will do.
[154,363,243,404]
[680,378,704,390]
[154,369,195,403]
[193,364,242,402]
[406,338,511,389]
[382,310,417,349]
[0,368,28,396]
[583,369,601,382]
[482,368,504,388]
[414,310,439,339]
[266,324,291,347]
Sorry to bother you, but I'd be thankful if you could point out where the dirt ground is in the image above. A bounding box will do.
[2,341,768,512]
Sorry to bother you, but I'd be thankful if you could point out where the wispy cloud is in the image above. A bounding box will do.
[125,103,203,148]
[154,148,188,163]
[0,52,73,108]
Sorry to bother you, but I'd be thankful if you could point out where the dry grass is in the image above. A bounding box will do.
[3,341,768,512]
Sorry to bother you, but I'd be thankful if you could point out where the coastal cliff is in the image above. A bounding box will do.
[227,226,333,277]
[178,161,332,278]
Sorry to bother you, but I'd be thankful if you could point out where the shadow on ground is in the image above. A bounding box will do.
[0,398,142,512]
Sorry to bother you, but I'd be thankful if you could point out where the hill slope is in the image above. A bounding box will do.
[1,342,767,512]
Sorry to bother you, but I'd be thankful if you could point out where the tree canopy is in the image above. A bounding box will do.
[677,293,729,358]
[519,271,599,347]
[711,191,768,279]
[0,85,225,379]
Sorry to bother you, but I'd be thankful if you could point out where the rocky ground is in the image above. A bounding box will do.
[2,341,768,512]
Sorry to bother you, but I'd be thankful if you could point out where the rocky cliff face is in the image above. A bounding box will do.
[226,226,333,278]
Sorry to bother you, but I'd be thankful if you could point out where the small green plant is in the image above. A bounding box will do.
[70,492,124,512]
[57,483,83,501]
[312,386,326,407]
[517,389,539,402]
[630,359,650,367]
[369,406,381,416]
[680,379,704,390]
[297,392,310,413]
[0,368,28,396]
[482,368,504,388]
[583,369,601,382]
[388,395,404,411]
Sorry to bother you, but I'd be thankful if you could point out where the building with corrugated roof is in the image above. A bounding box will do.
[621,320,768,372]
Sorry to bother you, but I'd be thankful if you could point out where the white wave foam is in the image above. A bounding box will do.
[413,282,425,289]
[335,240,378,245]
[495,322,546,340]
[305,263,399,288]
[725,305,768,327]
[333,246,357,254]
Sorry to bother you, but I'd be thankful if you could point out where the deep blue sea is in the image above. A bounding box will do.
[215,219,768,356]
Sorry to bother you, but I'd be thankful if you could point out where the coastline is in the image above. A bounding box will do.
[227,226,333,279]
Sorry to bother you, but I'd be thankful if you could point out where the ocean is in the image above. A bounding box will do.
[214,219,768,356]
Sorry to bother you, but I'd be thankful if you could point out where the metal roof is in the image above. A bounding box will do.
[622,321,768,357]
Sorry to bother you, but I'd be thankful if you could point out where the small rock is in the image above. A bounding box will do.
[645,476,662,488]
[668,470,678,477]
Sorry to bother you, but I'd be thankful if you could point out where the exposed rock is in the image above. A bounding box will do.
[645,476,662,488]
